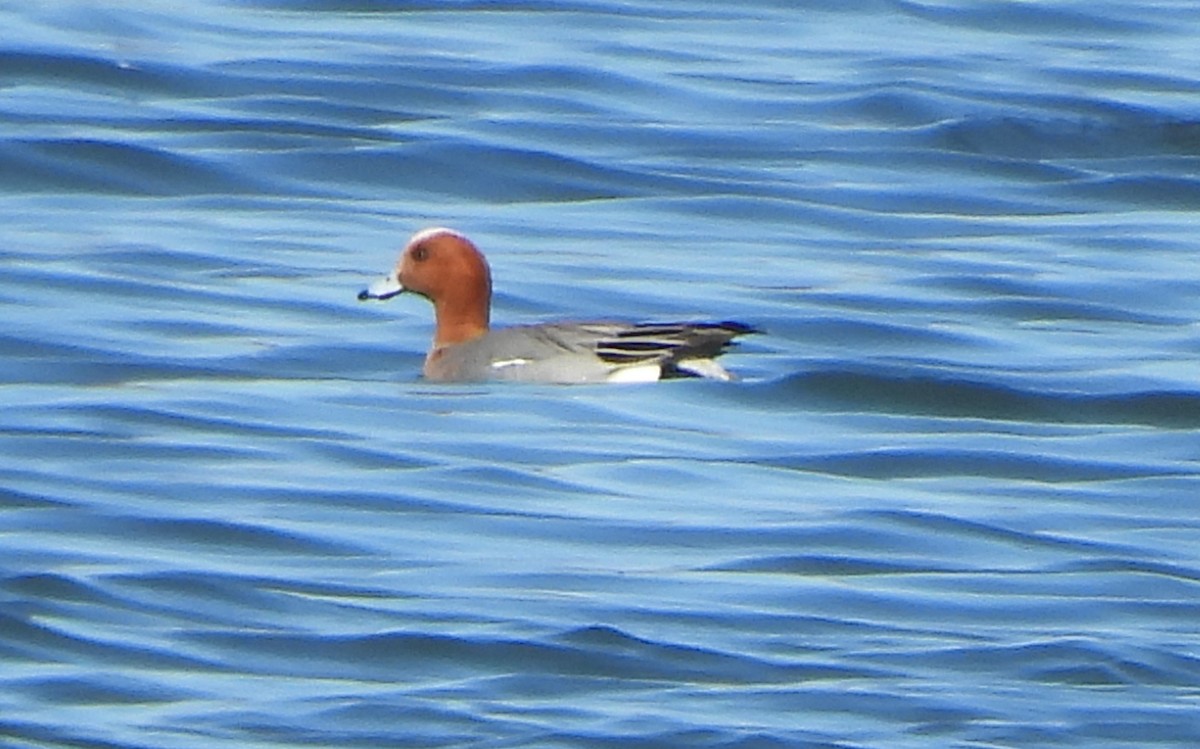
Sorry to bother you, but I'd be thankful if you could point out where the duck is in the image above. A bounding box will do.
[358,227,756,383]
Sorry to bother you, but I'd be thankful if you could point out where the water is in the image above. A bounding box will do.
[3,2,1200,747]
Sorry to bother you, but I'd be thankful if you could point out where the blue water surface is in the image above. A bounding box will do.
[3,2,1200,748]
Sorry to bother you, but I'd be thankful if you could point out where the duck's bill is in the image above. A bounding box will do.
[357,273,404,301]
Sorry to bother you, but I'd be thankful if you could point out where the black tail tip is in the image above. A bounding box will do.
[719,320,761,336]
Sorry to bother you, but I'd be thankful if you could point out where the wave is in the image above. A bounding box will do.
[746,370,1200,429]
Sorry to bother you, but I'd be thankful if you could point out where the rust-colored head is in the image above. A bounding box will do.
[359,227,492,347]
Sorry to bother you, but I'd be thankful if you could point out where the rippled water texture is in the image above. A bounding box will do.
[3,2,1200,747]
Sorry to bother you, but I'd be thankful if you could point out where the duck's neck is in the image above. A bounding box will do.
[432,294,489,347]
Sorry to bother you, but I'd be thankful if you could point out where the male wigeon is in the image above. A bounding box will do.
[358,227,757,383]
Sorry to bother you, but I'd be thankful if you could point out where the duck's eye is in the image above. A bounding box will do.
[412,245,430,262]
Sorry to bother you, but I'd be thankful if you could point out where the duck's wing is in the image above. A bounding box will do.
[595,321,759,380]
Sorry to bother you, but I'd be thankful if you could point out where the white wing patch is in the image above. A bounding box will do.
[675,358,734,381]
[606,364,662,384]
[490,358,531,370]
